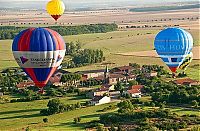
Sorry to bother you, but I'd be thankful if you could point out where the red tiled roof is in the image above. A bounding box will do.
[128,85,144,90]
[16,82,35,88]
[109,73,125,78]
[128,89,141,94]
[94,75,104,81]
[173,78,199,85]
[49,76,61,83]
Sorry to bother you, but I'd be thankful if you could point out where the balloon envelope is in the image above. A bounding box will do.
[179,52,193,71]
[154,27,193,73]
[46,0,65,21]
[12,28,66,88]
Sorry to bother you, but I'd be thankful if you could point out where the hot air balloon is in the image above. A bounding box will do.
[12,28,66,92]
[154,27,193,73]
[46,0,65,21]
[179,52,193,71]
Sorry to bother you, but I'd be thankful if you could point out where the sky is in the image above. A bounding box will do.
[0,0,196,9]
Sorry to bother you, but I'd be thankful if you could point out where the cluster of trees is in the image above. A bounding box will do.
[60,73,81,87]
[99,100,200,130]
[72,49,104,66]
[40,98,81,116]
[0,24,117,40]
[136,75,200,107]
[0,26,24,40]
[0,68,26,95]
[129,63,167,76]
[63,42,105,68]
[50,24,118,36]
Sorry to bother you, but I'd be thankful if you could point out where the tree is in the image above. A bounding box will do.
[43,118,48,123]
[74,117,78,124]
[191,100,198,107]
[128,80,138,86]
[117,100,134,113]
[74,117,81,124]
[114,82,124,95]
[47,99,65,115]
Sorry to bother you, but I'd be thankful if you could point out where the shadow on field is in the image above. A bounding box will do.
[49,122,85,130]
[68,96,88,100]
[0,109,41,115]
[0,113,40,120]
[81,113,100,118]
[49,113,101,129]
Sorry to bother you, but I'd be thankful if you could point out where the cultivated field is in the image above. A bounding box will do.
[0,8,199,26]
[0,28,199,80]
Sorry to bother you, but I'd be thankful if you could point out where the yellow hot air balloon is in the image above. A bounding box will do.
[179,52,193,71]
[46,0,65,21]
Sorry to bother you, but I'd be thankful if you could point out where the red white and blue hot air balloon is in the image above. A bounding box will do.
[154,27,193,73]
[12,28,66,91]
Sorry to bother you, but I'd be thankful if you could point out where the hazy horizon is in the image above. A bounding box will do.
[0,0,198,10]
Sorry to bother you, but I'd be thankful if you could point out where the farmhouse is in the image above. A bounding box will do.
[173,78,200,86]
[145,71,158,78]
[94,87,109,96]
[128,85,144,90]
[77,69,105,79]
[127,89,142,98]
[90,96,111,105]
[125,85,144,98]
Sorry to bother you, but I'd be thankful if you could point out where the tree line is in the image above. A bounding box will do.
[0,24,118,40]
[63,42,105,68]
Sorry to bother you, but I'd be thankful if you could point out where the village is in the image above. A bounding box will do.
[3,63,198,106]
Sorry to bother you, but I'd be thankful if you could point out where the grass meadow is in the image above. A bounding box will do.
[0,29,199,80]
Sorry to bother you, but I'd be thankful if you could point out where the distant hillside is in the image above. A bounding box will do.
[129,4,200,12]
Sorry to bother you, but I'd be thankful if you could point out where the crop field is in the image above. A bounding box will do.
[0,28,199,80]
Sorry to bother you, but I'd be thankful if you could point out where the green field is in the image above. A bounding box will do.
[0,95,118,130]
[0,95,199,130]
[0,29,199,80]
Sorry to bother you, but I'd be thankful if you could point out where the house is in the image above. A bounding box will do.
[111,66,133,74]
[101,84,115,91]
[124,85,144,98]
[77,69,105,79]
[49,74,62,86]
[90,96,111,105]
[108,73,126,85]
[16,82,35,88]
[127,89,142,98]
[126,74,136,81]
[49,69,71,86]
[128,85,144,90]
[173,78,200,86]
[94,87,109,96]
[145,71,158,78]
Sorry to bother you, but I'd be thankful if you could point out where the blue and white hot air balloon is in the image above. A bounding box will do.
[154,27,193,73]
[12,28,66,92]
